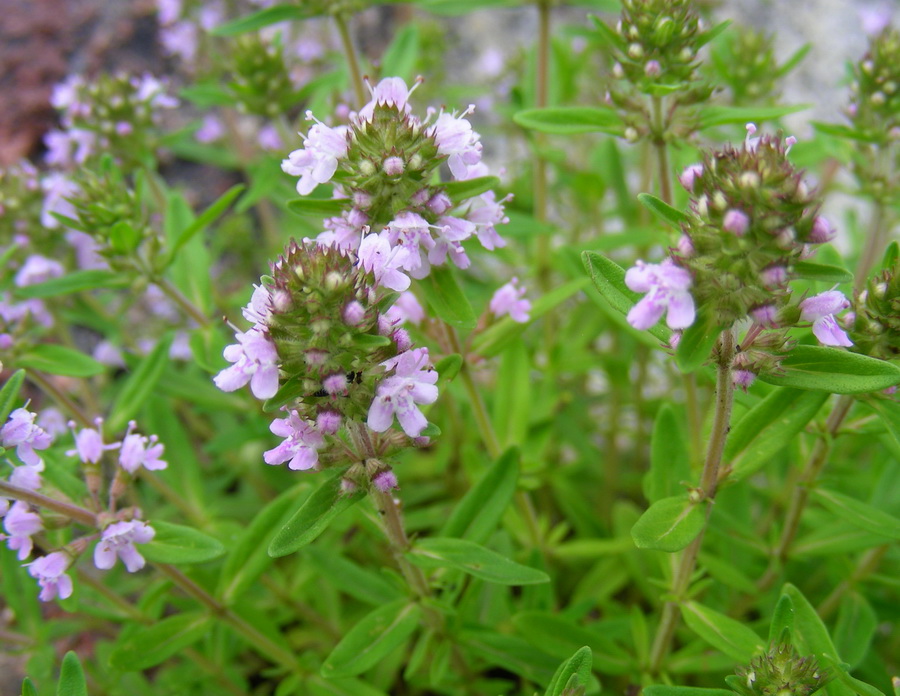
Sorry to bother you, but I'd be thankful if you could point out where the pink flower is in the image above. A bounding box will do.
[490,277,531,323]
[679,163,703,192]
[94,520,155,572]
[385,212,436,278]
[214,327,281,399]
[66,418,119,464]
[367,348,439,437]
[27,552,73,602]
[264,411,325,471]
[1,408,52,467]
[119,422,167,474]
[3,502,42,560]
[625,259,695,330]
[242,284,272,325]
[799,290,853,347]
[428,108,482,179]
[281,116,349,195]
[357,233,411,292]
[383,291,425,328]
[809,216,836,243]
[357,77,416,121]
[195,115,225,143]
[723,209,749,236]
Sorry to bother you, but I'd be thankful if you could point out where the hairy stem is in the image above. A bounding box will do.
[648,329,736,675]
[0,480,98,527]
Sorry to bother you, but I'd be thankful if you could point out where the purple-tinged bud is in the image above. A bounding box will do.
[677,234,694,256]
[393,328,412,352]
[613,62,625,79]
[383,156,404,176]
[340,477,358,495]
[627,43,644,59]
[733,369,756,390]
[322,373,348,396]
[372,469,399,492]
[751,304,778,326]
[347,207,369,227]
[410,188,430,206]
[774,227,795,249]
[116,121,133,135]
[352,191,373,209]
[679,164,703,192]
[0,334,12,349]
[761,265,788,288]
[723,209,750,236]
[343,300,366,326]
[427,192,452,216]
[378,314,395,336]
[305,349,329,367]
[316,409,342,434]
[413,436,430,447]
[668,331,682,350]
[809,216,836,243]
[644,60,661,77]
[885,385,898,395]
[271,288,292,313]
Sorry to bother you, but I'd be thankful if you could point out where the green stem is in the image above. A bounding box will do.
[25,370,92,428]
[0,480,98,526]
[817,544,889,618]
[648,329,736,676]
[855,200,890,294]
[651,95,673,205]
[334,12,366,109]
[533,0,553,353]
[155,276,211,328]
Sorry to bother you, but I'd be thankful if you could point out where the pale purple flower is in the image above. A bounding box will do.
[9,463,43,491]
[258,124,283,151]
[242,284,272,325]
[119,422,167,474]
[316,410,342,435]
[644,60,662,77]
[384,291,425,327]
[383,156,404,176]
[751,304,778,327]
[3,502,42,560]
[132,74,179,110]
[264,411,325,471]
[93,340,125,367]
[38,408,68,437]
[195,115,225,143]
[214,327,281,399]
[625,258,695,330]
[94,520,155,572]
[679,163,703,192]
[733,370,756,390]
[430,218,472,270]
[799,290,853,347]
[281,117,350,195]
[465,190,509,250]
[386,212,437,279]
[51,75,84,113]
[41,173,80,229]
[0,294,53,329]
[14,255,64,287]
[860,5,892,35]
[677,234,694,256]
[1,408,52,467]
[44,128,96,168]
[343,300,366,326]
[372,469,399,492]
[723,209,750,236]
[761,265,788,288]
[27,552,74,602]
[67,230,106,270]
[317,211,367,252]
[809,216,836,243]
[429,108,483,179]
[160,22,198,64]
[156,0,182,24]
[367,347,439,437]
[357,77,416,121]
[66,419,119,464]
[358,233,411,292]
[490,277,531,323]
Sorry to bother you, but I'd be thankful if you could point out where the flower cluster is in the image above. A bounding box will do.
[226,34,298,117]
[282,77,510,278]
[848,24,900,144]
[849,254,900,360]
[1,408,165,601]
[730,642,830,696]
[712,27,783,105]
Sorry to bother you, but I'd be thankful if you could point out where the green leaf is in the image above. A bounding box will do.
[545,646,593,696]
[513,612,631,674]
[863,397,900,448]
[171,184,245,255]
[286,197,347,217]
[109,612,212,671]
[180,83,234,107]
[442,175,501,202]
[306,547,404,606]
[107,335,173,432]
[57,651,87,696]
[21,677,38,696]
[681,601,765,662]
[0,370,26,425]
[781,584,840,660]
[268,471,366,557]
[581,251,670,343]
[211,5,316,36]
[321,600,422,678]
[768,593,795,646]
[697,104,808,129]
[441,447,519,543]
[381,23,419,83]
[109,220,141,254]
[758,346,900,394]
[833,592,877,669]
[435,353,463,384]
[644,404,691,503]
[811,488,900,540]
[674,311,720,373]
[630,495,705,552]
[812,121,881,144]
[14,270,130,299]
[792,261,853,284]
[637,193,690,228]
[725,388,828,481]
[514,106,625,135]
[416,0,522,16]
[881,241,899,268]
[645,688,736,696]
[418,266,477,328]
[17,345,104,378]
[408,537,550,585]
[140,520,225,564]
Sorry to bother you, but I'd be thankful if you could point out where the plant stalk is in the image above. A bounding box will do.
[335,11,366,109]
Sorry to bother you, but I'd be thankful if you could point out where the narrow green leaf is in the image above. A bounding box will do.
[792,261,853,284]
[697,104,808,129]
[305,675,391,696]
[381,23,420,83]
[211,5,315,36]
[286,197,347,217]
[863,397,900,447]
[140,520,225,564]
[681,601,764,662]
[460,629,560,685]
[435,353,463,384]
[514,106,625,135]
[811,488,900,540]
[307,547,404,606]
[725,388,829,481]
[21,677,38,696]
[172,184,245,254]
[581,251,670,343]
[637,193,690,228]
[545,646,593,696]
[768,593,795,646]
[513,612,631,675]
[109,612,212,671]
[17,345,104,378]
[409,537,550,585]
[759,346,900,394]
[418,266,477,328]
[812,121,882,144]
[644,404,691,503]
[107,335,173,432]
[442,175,501,202]
[833,592,877,669]
[14,270,130,299]
[0,370,26,425]
[441,447,519,543]
[57,651,87,696]
[774,43,812,77]
[631,495,705,552]
[268,471,366,557]
[180,83,234,107]
[321,600,422,678]
[781,584,841,660]
[674,312,720,373]
[881,241,899,268]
